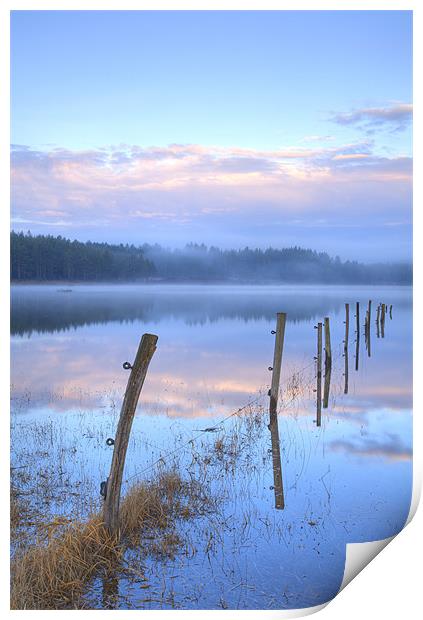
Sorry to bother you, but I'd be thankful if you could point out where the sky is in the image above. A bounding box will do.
[10,10,413,261]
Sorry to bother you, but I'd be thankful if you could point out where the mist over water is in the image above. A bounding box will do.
[11,283,411,335]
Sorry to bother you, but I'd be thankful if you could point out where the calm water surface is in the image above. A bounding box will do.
[10,284,412,610]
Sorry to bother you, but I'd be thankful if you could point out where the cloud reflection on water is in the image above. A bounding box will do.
[10,285,411,438]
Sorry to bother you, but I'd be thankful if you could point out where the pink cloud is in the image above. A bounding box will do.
[10,142,412,258]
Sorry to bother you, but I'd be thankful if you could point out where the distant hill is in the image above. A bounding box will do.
[10,231,412,284]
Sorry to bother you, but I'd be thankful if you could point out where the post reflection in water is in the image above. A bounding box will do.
[102,572,119,610]
[269,413,284,510]
[323,361,331,410]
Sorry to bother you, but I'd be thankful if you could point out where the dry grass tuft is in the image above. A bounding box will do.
[10,515,121,610]
[10,470,202,610]
[10,487,35,550]
[214,438,224,454]
[10,489,24,534]
[120,470,187,546]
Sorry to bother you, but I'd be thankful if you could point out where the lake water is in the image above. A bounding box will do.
[10,284,413,610]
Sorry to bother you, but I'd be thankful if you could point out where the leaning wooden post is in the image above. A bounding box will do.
[269,313,287,418]
[323,317,332,408]
[268,312,287,509]
[355,302,360,371]
[344,303,349,394]
[103,333,158,536]
[316,322,322,426]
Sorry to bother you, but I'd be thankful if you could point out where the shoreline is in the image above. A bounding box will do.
[10,280,413,287]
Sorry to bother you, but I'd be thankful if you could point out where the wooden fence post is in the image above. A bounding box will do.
[316,322,322,426]
[269,313,286,418]
[364,310,369,351]
[268,312,287,509]
[365,300,371,353]
[103,333,158,536]
[355,302,360,371]
[323,317,331,408]
[367,309,371,357]
[389,304,393,319]
[381,303,386,338]
[376,304,381,338]
[344,303,349,394]
[366,299,372,357]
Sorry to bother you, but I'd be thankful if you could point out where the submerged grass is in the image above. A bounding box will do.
[10,470,207,610]
[121,471,184,543]
[11,515,120,610]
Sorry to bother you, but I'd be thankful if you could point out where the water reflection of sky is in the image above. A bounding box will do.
[10,284,412,610]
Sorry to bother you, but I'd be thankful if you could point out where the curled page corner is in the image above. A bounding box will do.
[288,602,329,618]
[405,471,421,526]
[339,535,395,592]
[339,470,421,593]
[243,601,329,619]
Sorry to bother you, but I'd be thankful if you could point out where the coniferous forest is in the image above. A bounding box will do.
[10,231,412,284]
[10,231,154,281]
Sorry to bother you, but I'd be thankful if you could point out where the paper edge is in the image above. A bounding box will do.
[338,460,421,594]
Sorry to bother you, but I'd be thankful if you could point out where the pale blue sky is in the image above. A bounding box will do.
[10,10,413,260]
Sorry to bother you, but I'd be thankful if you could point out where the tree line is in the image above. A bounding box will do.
[11,232,154,281]
[10,231,412,284]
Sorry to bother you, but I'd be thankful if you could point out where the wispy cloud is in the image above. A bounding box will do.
[333,153,370,161]
[300,135,335,143]
[331,103,412,133]
[329,433,412,462]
